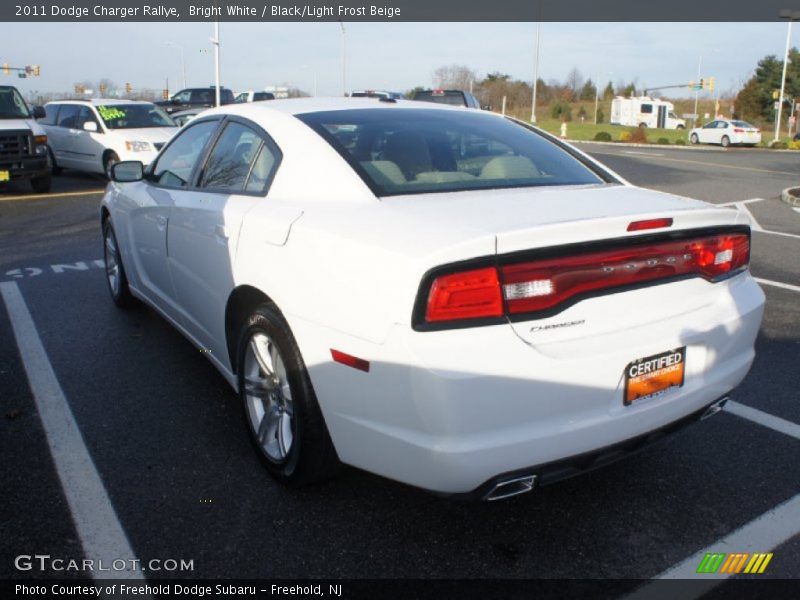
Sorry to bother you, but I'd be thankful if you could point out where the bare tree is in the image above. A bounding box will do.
[432,64,478,90]
[565,68,584,96]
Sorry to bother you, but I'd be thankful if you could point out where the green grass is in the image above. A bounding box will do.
[531,119,690,144]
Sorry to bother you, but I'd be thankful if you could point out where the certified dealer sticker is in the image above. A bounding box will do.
[623,346,686,405]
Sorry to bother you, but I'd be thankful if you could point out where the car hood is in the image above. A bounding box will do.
[108,127,178,144]
[0,117,44,135]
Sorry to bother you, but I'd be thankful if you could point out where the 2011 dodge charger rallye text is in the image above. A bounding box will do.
[100,98,764,500]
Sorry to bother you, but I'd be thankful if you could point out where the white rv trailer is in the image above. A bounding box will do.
[610,96,686,129]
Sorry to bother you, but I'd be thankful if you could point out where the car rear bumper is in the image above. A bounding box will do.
[294,273,765,495]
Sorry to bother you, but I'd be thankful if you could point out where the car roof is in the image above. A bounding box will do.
[45,98,156,106]
[198,96,482,118]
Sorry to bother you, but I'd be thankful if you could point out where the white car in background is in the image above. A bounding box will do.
[100,99,764,499]
[689,119,762,147]
[39,99,178,176]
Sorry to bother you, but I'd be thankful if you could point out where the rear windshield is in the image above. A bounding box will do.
[298,108,606,197]
[97,104,176,129]
[731,120,756,129]
[413,91,466,106]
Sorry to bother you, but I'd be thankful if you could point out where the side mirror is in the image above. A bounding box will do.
[110,161,144,183]
[83,121,98,132]
[32,106,46,119]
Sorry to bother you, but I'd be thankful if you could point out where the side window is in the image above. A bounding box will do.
[173,91,191,103]
[718,122,729,129]
[151,120,218,188]
[200,121,268,193]
[77,106,99,130]
[704,121,718,129]
[244,143,279,193]
[56,105,81,129]
[41,104,60,125]
[640,104,653,114]
[192,90,213,104]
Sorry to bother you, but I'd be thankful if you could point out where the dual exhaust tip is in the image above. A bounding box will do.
[482,396,731,501]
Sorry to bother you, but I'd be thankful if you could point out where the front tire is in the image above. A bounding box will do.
[690,133,699,145]
[237,304,338,486]
[102,219,136,308]
[104,152,120,179]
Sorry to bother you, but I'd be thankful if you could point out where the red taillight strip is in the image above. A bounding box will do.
[627,218,673,231]
[331,349,370,372]
[414,227,750,330]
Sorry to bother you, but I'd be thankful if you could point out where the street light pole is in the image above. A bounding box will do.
[212,20,221,106]
[693,53,702,124]
[531,21,541,123]
[339,22,347,97]
[775,12,798,142]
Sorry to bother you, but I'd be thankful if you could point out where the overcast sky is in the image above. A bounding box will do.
[2,22,795,98]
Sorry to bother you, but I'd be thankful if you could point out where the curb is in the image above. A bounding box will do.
[780,187,800,208]
[566,139,800,153]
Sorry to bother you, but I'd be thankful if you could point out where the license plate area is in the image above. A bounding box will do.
[624,346,686,405]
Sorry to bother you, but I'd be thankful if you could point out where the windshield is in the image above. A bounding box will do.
[0,87,31,119]
[298,108,606,197]
[96,104,176,129]
[731,120,756,129]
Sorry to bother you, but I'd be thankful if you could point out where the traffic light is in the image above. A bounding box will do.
[2,63,9,75]
[699,78,704,89]
[708,77,715,91]
[99,84,107,95]
[162,89,169,100]
[33,65,40,76]
[125,82,132,94]
[773,90,780,100]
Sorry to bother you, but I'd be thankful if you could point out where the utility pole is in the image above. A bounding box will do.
[775,12,797,142]
[339,22,347,96]
[212,20,221,106]
[530,21,541,123]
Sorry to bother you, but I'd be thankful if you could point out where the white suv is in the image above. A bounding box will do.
[40,99,178,176]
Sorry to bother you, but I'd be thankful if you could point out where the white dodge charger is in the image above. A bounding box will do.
[101,98,764,500]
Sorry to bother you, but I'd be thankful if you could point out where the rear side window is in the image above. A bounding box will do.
[191,90,214,104]
[41,104,60,125]
[299,108,605,197]
[56,105,81,128]
[253,92,274,101]
[640,104,653,114]
[151,120,218,188]
[199,120,279,194]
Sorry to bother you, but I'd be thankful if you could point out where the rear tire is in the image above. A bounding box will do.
[102,219,137,308]
[30,174,51,193]
[237,303,339,486]
[721,136,731,148]
[690,133,699,145]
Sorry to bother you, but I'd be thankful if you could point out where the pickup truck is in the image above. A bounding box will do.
[155,87,235,114]
[0,85,51,193]
[411,89,482,109]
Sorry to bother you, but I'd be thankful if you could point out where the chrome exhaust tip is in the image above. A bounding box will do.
[700,396,730,420]
[484,475,537,501]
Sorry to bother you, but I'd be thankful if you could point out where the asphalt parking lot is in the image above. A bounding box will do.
[1,145,799,589]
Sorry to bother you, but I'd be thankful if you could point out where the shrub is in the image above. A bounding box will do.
[596,108,605,124]
[675,138,687,145]
[594,131,612,142]
[656,137,670,145]
[619,131,632,142]
[788,140,800,150]
[550,101,572,121]
[770,140,788,150]
[629,127,648,144]
[577,106,587,120]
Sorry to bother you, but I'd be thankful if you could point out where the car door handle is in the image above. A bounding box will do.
[215,224,229,243]
[156,215,168,230]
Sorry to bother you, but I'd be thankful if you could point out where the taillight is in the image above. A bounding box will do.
[425,266,503,323]
[416,229,750,329]
[734,128,744,133]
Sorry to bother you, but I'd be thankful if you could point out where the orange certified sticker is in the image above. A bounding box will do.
[0,170,9,182]
[624,347,686,405]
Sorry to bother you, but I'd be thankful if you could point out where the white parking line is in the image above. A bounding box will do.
[623,492,800,600]
[736,202,764,231]
[755,278,800,294]
[726,401,800,441]
[0,281,144,581]
[718,198,765,207]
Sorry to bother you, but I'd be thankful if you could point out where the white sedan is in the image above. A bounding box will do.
[101,99,764,499]
[689,119,762,147]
